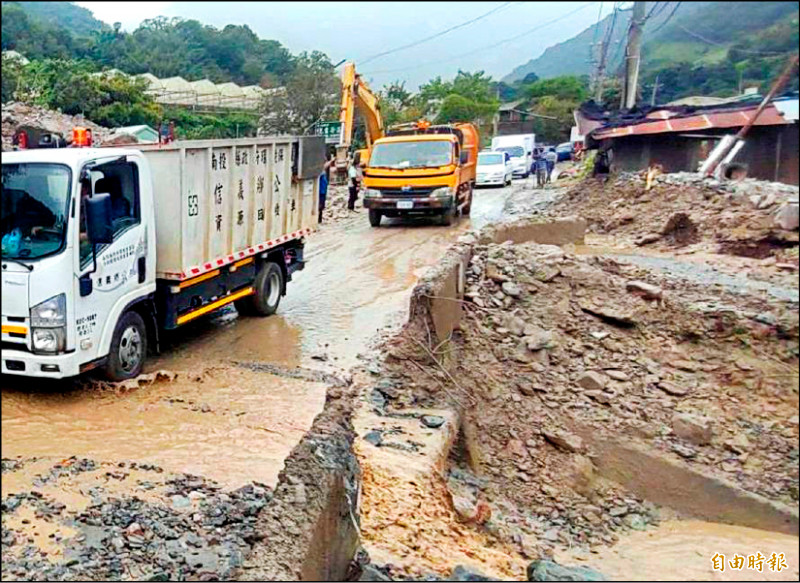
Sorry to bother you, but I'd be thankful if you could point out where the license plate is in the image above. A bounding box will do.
[397,201,414,209]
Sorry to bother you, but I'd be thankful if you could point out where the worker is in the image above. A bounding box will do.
[545,148,558,183]
[347,155,361,212]
[318,154,333,223]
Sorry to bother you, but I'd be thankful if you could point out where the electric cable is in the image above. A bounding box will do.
[363,1,599,76]
[357,2,515,66]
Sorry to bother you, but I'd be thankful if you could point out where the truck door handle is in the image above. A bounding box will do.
[138,257,146,283]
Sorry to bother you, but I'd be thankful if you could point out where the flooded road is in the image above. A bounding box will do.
[1,183,518,487]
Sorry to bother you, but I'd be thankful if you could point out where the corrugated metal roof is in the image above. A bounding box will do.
[591,103,790,139]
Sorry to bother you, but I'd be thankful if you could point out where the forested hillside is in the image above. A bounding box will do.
[504,1,799,103]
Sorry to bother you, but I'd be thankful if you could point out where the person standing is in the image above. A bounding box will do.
[545,147,558,183]
[318,154,333,223]
[347,155,361,211]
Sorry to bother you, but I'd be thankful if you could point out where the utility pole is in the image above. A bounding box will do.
[650,74,660,106]
[594,39,608,102]
[621,1,646,110]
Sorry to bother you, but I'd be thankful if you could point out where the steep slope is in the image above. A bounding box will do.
[503,1,796,83]
[5,1,107,34]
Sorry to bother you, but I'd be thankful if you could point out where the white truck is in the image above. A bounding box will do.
[491,134,535,179]
[1,131,324,380]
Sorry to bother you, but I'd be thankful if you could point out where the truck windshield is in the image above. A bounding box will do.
[369,140,453,169]
[496,146,524,158]
[1,163,71,260]
[478,153,504,166]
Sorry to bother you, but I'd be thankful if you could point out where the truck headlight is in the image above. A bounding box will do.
[363,188,382,198]
[31,294,66,353]
[33,328,65,353]
[429,187,454,198]
[31,294,66,327]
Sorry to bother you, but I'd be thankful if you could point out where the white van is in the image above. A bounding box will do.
[491,134,535,178]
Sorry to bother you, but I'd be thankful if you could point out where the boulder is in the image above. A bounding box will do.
[450,565,494,581]
[527,559,605,581]
[672,413,713,445]
[577,371,607,391]
[524,327,553,351]
[774,202,799,231]
[625,280,663,302]
[502,282,522,297]
[542,429,585,454]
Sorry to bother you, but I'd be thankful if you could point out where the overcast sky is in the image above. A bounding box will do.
[76,1,605,89]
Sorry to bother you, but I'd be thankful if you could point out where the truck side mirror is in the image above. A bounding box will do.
[85,193,114,245]
[460,150,469,164]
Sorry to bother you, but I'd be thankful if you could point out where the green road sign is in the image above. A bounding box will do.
[316,121,342,144]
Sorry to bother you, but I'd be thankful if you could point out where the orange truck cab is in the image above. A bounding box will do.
[362,122,478,227]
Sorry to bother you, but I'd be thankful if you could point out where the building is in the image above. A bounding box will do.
[577,95,799,185]
[108,125,159,144]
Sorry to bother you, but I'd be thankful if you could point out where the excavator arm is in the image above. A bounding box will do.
[338,62,384,159]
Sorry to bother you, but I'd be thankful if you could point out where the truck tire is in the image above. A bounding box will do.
[368,209,382,227]
[439,205,456,226]
[462,185,473,216]
[104,311,147,381]
[246,261,284,316]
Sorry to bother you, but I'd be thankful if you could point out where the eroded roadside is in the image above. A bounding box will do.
[351,174,799,581]
[1,182,521,581]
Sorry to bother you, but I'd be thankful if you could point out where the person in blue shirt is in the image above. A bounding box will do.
[318,154,333,223]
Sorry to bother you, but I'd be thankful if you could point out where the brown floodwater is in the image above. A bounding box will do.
[557,520,800,581]
[1,186,515,489]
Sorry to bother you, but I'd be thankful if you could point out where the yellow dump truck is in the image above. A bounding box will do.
[337,62,478,227]
[361,122,479,226]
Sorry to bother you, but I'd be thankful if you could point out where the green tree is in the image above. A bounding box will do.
[259,50,339,134]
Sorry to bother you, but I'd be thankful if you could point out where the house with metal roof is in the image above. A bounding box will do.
[576,94,799,185]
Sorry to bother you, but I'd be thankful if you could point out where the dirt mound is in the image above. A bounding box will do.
[2,102,112,151]
[378,238,798,567]
[546,171,799,261]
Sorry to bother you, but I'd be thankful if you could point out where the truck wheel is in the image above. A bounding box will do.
[439,205,455,226]
[462,186,473,216]
[368,209,382,227]
[247,262,284,316]
[104,311,147,381]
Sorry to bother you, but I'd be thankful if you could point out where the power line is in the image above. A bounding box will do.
[676,22,786,56]
[357,2,515,67]
[649,1,681,35]
[363,2,599,76]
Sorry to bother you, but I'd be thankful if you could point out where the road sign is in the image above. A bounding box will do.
[315,121,342,144]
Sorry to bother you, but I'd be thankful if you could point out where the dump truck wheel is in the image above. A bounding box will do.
[246,262,283,316]
[440,205,455,226]
[104,311,147,381]
[462,186,473,216]
[369,210,382,227]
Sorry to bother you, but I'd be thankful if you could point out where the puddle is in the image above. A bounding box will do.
[1,367,326,489]
[557,520,800,581]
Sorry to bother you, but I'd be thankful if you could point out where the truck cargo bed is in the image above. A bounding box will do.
[137,137,322,280]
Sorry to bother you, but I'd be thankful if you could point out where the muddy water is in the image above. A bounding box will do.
[1,185,516,488]
[557,520,800,581]
[1,368,326,488]
[570,236,799,303]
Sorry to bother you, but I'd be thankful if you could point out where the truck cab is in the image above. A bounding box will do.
[2,147,157,379]
[361,123,478,227]
[2,131,321,381]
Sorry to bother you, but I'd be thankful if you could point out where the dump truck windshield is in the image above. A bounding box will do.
[1,163,71,260]
[369,140,453,169]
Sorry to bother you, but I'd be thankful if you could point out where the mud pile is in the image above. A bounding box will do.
[547,172,799,262]
[371,237,798,577]
[322,185,356,224]
[2,102,112,151]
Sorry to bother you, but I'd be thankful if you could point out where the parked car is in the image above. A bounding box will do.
[476,150,512,187]
[556,142,574,162]
[491,134,534,178]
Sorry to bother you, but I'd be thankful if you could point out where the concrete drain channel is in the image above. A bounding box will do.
[350,217,799,581]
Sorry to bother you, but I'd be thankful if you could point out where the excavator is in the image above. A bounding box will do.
[335,62,384,181]
[337,62,478,227]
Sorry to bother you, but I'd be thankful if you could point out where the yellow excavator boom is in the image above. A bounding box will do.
[338,62,384,165]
